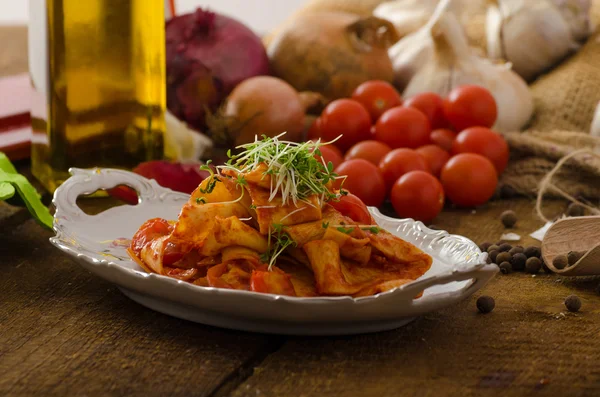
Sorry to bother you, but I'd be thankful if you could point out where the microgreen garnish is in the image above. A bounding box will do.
[260,223,297,269]
[337,226,354,234]
[322,221,329,229]
[199,161,221,194]
[249,204,257,210]
[217,133,343,206]
[368,227,380,234]
[196,197,206,204]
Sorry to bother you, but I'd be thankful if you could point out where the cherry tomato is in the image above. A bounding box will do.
[440,153,498,207]
[378,148,430,190]
[307,117,322,141]
[416,145,451,177]
[320,99,372,151]
[315,145,344,170]
[451,127,510,174]
[404,92,447,129]
[335,159,386,207]
[344,140,392,166]
[374,107,431,149]
[328,193,374,224]
[430,128,457,151]
[390,171,444,223]
[443,85,498,131]
[351,80,403,122]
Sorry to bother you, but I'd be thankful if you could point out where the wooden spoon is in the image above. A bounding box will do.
[541,216,600,276]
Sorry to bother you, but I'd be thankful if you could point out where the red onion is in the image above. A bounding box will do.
[166,9,270,132]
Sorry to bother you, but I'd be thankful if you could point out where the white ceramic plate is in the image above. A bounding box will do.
[50,168,497,335]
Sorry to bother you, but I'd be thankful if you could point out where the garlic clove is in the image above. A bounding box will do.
[374,0,445,38]
[551,0,592,42]
[486,0,582,82]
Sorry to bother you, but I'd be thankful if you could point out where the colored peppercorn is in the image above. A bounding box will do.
[509,246,524,255]
[488,250,500,263]
[479,242,492,252]
[499,262,512,274]
[524,246,541,258]
[525,257,542,274]
[567,251,585,266]
[496,252,512,265]
[553,255,568,270]
[487,245,500,253]
[564,295,581,312]
[500,210,518,228]
[566,203,585,217]
[511,253,527,271]
[498,243,513,252]
[477,296,495,314]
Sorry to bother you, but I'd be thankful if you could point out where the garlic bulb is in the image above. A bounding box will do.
[387,0,452,91]
[591,102,600,137]
[551,0,592,41]
[404,12,534,133]
[486,0,581,82]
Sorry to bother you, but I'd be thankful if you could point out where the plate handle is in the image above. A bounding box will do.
[398,263,498,314]
[52,167,184,222]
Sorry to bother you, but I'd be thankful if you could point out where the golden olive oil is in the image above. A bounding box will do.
[30,0,166,192]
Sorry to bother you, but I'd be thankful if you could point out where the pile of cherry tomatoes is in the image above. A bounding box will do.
[309,81,509,223]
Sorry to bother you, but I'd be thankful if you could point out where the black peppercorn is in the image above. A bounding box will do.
[488,250,500,263]
[567,251,585,266]
[511,253,527,271]
[509,246,524,255]
[564,295,581,312]
[477,296,495,313]
[500,184,517,199]
[524,246,541,258]
[542,260,552,274]
[525,257,542,274]
[496,252,512,265]
[566,203,585,217]
[479,242,493,252]
[500,210,518,228]
[499,262,512,274]
[553,255,568,270]
[487,244,500,253]
[498,243,512,252]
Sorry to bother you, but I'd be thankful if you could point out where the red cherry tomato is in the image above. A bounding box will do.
[443,85,498,131]
[328,193,374,224]
[345,140,392,166]
[335,159,386,207]
[378,148,430,189]
[416,145,451,177]
[404,92,447,129]
[315,145,344,170]
[130,218,172,255]
[430,128,457,151]
[451,127,510,174]
[307,117,322,141]
[390,171,444,223]
[351,80,403,122]
[440,153,498,207]
[374,107,431,149]
[320,99,372,151]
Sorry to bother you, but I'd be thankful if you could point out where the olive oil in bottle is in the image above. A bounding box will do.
[29,0,166,192]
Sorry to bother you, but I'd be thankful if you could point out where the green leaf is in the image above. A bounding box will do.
[0,153,53,230]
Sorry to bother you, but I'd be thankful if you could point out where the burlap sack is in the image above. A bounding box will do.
[500,1,600,198]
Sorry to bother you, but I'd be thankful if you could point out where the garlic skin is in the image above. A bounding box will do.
[404,12,534,133]
[165,111,212,161]
[591,102,600,137]
[387,0,452,91]
[486,0,581,82]
[374,0,450,38]
[551,0,592,41]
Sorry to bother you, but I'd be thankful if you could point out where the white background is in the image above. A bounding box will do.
[0,0,304,34]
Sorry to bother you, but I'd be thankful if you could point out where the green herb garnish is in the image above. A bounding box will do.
[196,197,206,204]
[336,226,354,234]
[322,221,329,229]
[260,223,297,269]
[218,133,343,206]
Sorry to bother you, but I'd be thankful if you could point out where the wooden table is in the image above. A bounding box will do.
[2,26,600,397]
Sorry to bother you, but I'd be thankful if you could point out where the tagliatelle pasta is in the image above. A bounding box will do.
[128,135,432,297]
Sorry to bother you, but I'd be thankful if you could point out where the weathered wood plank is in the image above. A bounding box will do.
[0,220,274,397]
[230,199,600,397]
